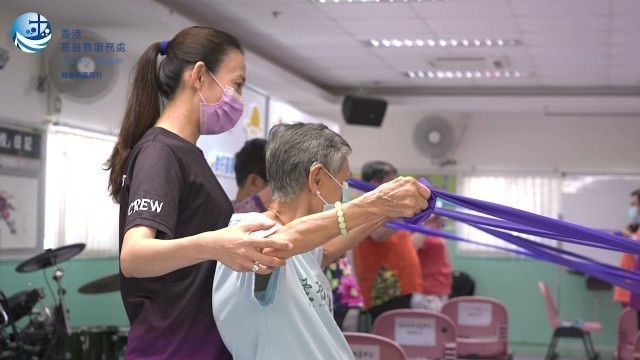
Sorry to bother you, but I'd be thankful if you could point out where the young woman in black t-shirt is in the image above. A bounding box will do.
[105,26,432,359]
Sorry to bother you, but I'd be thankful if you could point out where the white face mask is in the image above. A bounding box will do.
[630,206,639,223]
[314,165,349,211]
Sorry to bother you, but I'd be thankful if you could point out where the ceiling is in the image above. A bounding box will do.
[1,0,179,29]
[156,0,640,97]
[3,0,640,116]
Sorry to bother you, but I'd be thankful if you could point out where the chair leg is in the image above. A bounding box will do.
[545,335,559,360]
[581,334,594,360]
[585,333,598,360]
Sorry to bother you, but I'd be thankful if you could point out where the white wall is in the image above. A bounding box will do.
[3,1,638,174]
[330,108,640,174]
[0,11,146,132]
[0,0,201,132]
[55,26,187,133]
[0,7,47,126]
[456,113,639,173]
[0,17,336,134]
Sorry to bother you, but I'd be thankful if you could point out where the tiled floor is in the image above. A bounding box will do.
[460,354,608,360]
[506,343,614,360]
[514,357,582,360]
[454,344,615,360]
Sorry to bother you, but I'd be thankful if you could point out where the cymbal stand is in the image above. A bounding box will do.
[0,302,7,326]
[51,267,70,336]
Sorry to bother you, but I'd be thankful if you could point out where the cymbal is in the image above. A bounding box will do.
[16,243,86,273]
[78,273,119,294]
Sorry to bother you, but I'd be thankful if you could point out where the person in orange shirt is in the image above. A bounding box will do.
[614,189,640,307]
[411,214,453,312]
[353,161,423,322]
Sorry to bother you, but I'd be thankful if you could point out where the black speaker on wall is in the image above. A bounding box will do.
[341,95,387,127]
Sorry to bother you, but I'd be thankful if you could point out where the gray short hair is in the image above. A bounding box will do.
[266,123,352,202]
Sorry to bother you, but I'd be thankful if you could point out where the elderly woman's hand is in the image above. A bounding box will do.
[360,176,431,218]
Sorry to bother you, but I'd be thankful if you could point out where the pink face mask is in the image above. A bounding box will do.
[197,69,244,135]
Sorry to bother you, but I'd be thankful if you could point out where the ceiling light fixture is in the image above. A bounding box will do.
[369,38,522,48]
[405,70,534,79]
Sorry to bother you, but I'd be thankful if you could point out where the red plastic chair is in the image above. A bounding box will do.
[344,332,407,360]
[373,309,457,360]
[618,308,637,360]
[633,332,640,360]
[441,296,511,359]
[538,281,601,360]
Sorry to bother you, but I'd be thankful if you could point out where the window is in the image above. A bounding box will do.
[456,174,561,255]
[44,126,119,257]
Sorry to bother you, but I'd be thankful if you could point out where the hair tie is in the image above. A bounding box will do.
[160,41,169,56]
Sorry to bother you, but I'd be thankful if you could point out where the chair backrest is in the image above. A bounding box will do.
[344,332,407,360]
[538,281,561,328]
[618,307,637,360]
[634,331,640,358]
[373,309,457,360]
[441,296,508,343]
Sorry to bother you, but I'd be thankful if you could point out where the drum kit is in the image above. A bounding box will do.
[0,244,126,360]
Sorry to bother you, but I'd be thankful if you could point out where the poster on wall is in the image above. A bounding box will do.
[267,97,340,134]
[196,85,268,200]
[0,173,39,250]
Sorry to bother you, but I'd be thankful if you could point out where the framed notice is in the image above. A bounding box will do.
[0,121,45,259]
[0,126,41,159]
[458,301,492,327]
[394,317,436,346]
[0,122,44,172]
[0,172,39,250]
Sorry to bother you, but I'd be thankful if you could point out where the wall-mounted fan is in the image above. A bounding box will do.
[414,115,466,167]
[38,30,119,116]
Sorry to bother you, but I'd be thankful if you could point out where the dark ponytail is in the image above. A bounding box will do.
[105,26,243,202]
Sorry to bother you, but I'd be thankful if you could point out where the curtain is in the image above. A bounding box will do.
[456,174,562,255]
[44,126,119,257]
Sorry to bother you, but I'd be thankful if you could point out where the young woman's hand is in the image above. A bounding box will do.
[209,220,293,274]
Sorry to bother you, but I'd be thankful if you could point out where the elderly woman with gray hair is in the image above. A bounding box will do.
[212,123,431,360]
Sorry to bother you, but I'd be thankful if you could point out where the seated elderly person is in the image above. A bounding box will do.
[212,123,431,359]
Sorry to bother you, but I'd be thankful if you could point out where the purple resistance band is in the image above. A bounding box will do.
[475,225,640,292]
[348,177,640,292]
[386,220,640,292]
[418,178,640,253]
[348,177,640,254]
[385,221,534,257]
[435,208,623,253]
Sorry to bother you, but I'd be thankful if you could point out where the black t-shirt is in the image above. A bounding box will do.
[118,127,233,359]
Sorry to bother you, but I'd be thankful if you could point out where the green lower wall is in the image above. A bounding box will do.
[1,245,620,352]
[0,257,128,328]
[419,173,618,352]
[449,241,618,350]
